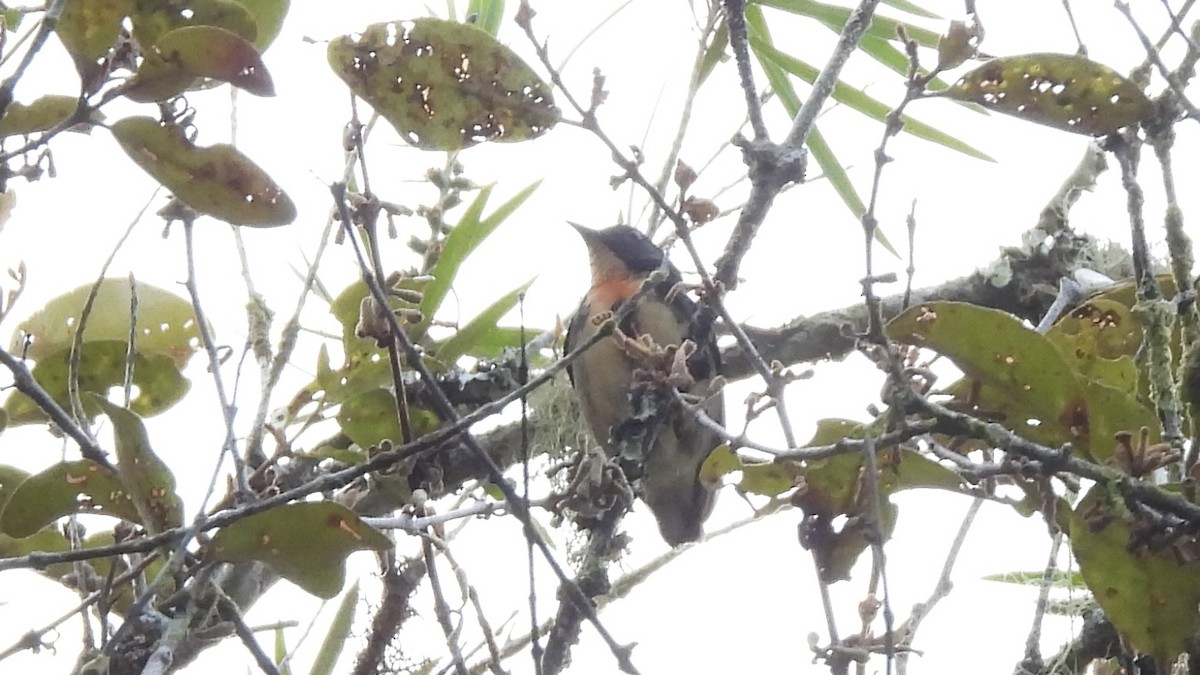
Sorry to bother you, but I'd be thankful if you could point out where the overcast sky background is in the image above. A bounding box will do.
[0,0,1193,672]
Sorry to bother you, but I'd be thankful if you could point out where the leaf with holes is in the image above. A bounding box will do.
[945,54,1153,135]
[327,18,559,150]
[1063,485,1200,663]
[0,460,140,538]
[92,397,183,534]
[887,302,1090,449]
[57,0,131,61]
[209,502,391,598]
[3,342,191,426]
[111,116,296,226]
[12,279,201,366]
[125,26,274,102]
[1046,299,1141,394]
[131,0,257,48]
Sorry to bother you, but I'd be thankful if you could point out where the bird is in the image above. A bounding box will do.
[564,222,725,546]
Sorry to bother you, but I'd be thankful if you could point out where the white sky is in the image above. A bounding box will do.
[0,0,1192,673]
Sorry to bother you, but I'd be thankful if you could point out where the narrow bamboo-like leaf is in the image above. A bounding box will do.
[945,54,1153,135]
[0,460,139,538]
[111,116,296,226]
[308,582,359,675]
[698,19,729,85]
[92,396,183,534]
[881,0,940,19]
[125,25,274,102]
[755,0,942,47]
[209,502,391,598]
[434,276,536,365]
[466,0,504,36]
[751,36,993,161]
[275,627,293,675]
[746,6,898,257]
[413,181,540,341]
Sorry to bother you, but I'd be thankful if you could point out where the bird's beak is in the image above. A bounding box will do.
[567,221,595,242]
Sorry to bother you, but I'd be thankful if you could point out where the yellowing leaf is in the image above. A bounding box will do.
[327,18,559,150]
[12,278,201,365]
[209,502,391,598]
[111,116,296,226]
[945,54,1152,135]
[126,26,275,102]
[1065,486,1200,663]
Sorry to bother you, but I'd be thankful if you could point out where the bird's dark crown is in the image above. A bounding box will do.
[579,224,664,274]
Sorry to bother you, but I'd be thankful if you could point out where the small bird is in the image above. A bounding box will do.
[564,223,724,546]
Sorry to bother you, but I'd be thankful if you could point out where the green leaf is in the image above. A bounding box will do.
[57,0,131,60]
[750,35,993,161]
[327,18,559,150]
[413,180,540,341]
[12,278,201,366]
[0,95,94,138]
[125,25,274,102]
[434,276,535,365]
[275,627,293,675]
[0,527,72,577]
[209,502,391,598]
[111,116,296,226]
[698,19,728,85]
[1078,379,1158,463]
[881,0,940,19]
[92,396,183,534]
[1065,485,1200,663]
[235,0,290,50]
[308,582,359,675]
[131,0,257,48]
[754,0,942,48]
[3,342,190,426]
[0,460,139,538]
[0,465,30,508]
[466,0,505,36]
[887,302,1088,449]
[1046,299,1141,394]
[944,54,1153,136]
[336,389,440,448]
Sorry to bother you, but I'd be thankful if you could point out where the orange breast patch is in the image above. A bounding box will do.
[586,276,642,314]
